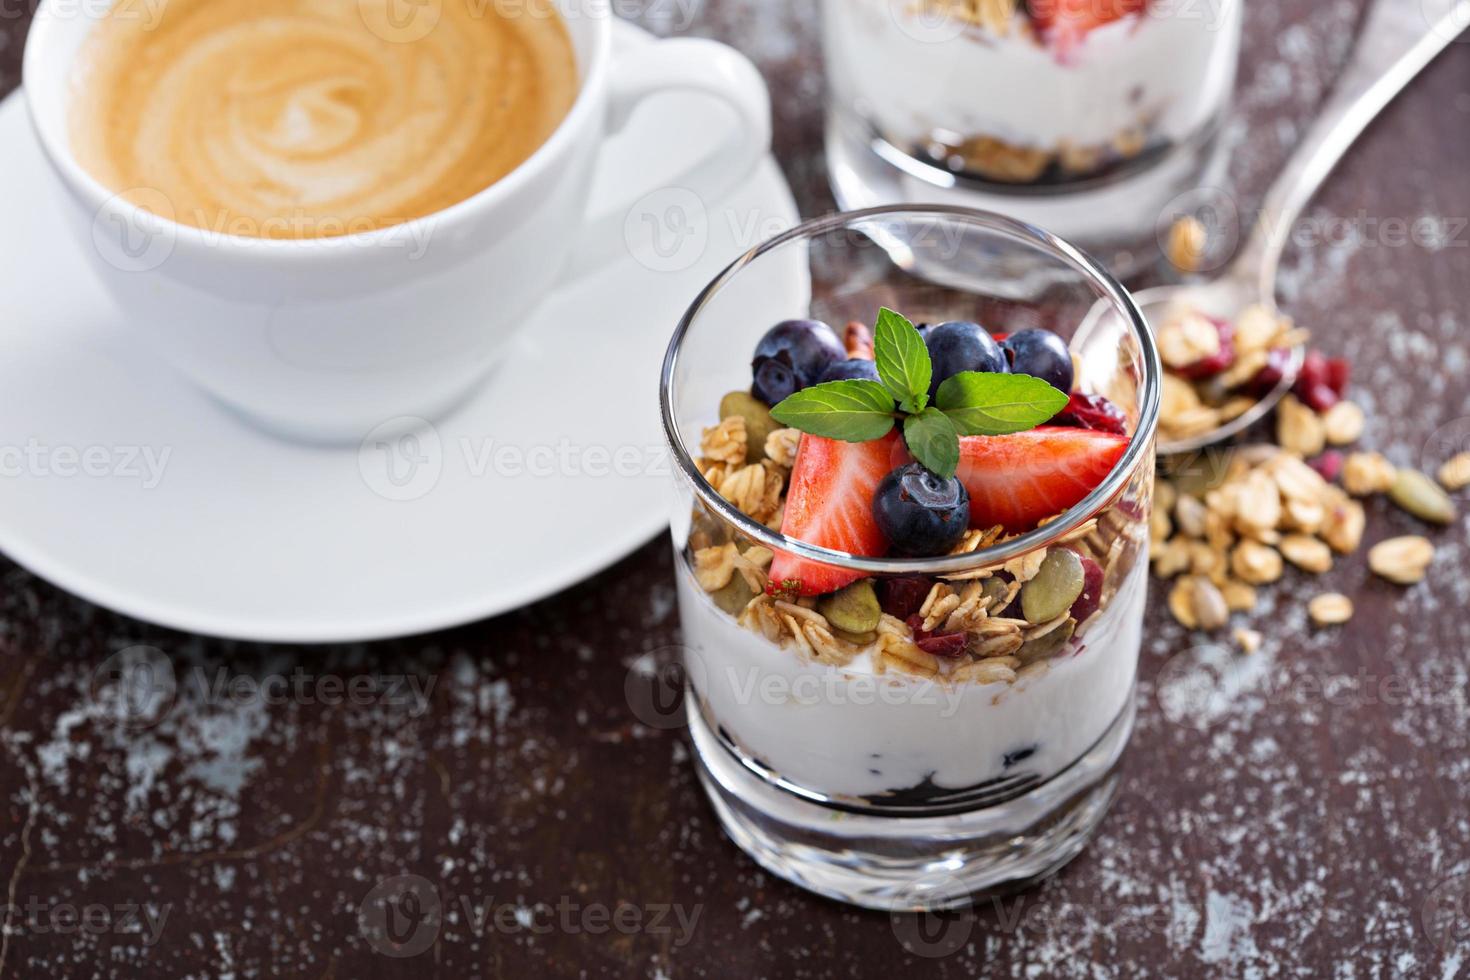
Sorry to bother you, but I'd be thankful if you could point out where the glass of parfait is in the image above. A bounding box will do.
[822,0,1243,275]
[659,206,1160,910]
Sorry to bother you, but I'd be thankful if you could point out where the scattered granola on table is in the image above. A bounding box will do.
[1152,337,1462,637]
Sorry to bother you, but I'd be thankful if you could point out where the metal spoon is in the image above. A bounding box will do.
[1092,0,1470,455]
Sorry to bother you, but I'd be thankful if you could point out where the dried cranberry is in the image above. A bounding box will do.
[1297,349,1329,388]
[916,632,968,657]
[1324,357,1351,397]
[1308,450,1344,482]
[881,576,934,621]
[1115,500,1147,522]
[1068,555,1105,624]
[1250,347,1295,394]
[1053,392,1128,435]
[1176,319,1236,380]
[1295,379,1340,413]
[904,613,930,639]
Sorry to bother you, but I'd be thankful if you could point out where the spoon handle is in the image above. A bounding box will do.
[1237,0,1470,299]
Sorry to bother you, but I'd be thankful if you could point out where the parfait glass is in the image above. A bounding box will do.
[659,206,1160,910]
[822,0,1244,275]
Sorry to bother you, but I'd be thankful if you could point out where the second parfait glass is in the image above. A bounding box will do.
[660,206,1161,910]
[823,0,1243,274]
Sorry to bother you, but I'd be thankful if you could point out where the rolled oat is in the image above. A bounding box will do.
[1342,452,1397,496]
[1321,400,1365,445]
[1439,452,1470,492]
[1367,536,1434,585]
[1307,593,1353,626]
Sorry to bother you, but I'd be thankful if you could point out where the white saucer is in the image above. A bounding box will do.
[0,21,801,643]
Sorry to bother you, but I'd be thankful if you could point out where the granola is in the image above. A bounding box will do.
[685,311,1147,690]
[925,127,1157,185]
[1154,302,1306,446]
[690,450,1143,688]
[1307,593,1354,626]
[1153,392,1460,633]
[1367,536,1435,585]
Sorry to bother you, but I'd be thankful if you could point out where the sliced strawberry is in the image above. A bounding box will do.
[767,432,903,596]
[956,427,1129,533]
[1028,0,1147,50]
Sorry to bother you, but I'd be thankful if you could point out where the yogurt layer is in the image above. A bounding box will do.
[825,0,1241,155]
[676,557,1147,802]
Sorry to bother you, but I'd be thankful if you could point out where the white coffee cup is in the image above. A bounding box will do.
[23,0,771,442]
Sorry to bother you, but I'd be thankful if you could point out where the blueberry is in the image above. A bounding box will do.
[999,328,1073,393]
[924,322,1007,400]
[872,463,971,557]
[751,319,845,405]
[818,358,881,384]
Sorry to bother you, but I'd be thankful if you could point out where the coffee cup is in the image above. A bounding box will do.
[23,0,771,442]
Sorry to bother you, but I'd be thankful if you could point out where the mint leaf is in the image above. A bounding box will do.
[769,380,897,442]
[936,372,1069,436]
[873,308,932,413]
[903,408,960,480]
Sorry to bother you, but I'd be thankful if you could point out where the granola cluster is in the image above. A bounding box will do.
[688,424,1149,688]
[921,127,1152,185]
[1152,433,1461,643]
[696,417,788,527]
[1157,303,1308,444]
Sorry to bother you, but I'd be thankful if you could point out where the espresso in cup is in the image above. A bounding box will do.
[68,0,578,239]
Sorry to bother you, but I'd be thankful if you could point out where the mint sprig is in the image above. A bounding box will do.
[764,379,896,442]
[936,371,1070,436]
[874,308,931,414]
[768,308,1066,479]
[903,408,959,479]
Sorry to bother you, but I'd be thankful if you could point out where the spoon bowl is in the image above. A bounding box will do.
[1084,0,1470,456]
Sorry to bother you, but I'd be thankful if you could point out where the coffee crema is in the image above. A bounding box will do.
[69,0,578,238]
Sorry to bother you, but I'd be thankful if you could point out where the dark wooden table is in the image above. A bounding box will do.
[4,1,1470,976]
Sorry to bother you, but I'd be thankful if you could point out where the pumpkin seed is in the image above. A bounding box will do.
[711,573,756,615]
[1388,469,1456,525]
[817,580,882,634]
[1020,549,1085,624]
[1016,618,1075,664]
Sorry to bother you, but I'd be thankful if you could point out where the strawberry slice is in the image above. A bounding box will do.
[1028,0,1147,49]
[767,432,903,596]
[956,427,1129,533]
